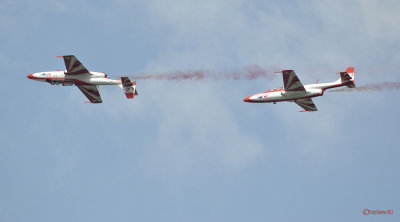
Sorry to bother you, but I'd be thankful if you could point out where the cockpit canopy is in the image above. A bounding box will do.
[265,87,283,92]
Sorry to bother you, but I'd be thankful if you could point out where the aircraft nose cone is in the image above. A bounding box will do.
[243,96,251,102]
[27,73,34,79]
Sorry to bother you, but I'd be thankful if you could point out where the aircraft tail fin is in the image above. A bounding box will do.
[119,77,138,99]
[339,67,355,88]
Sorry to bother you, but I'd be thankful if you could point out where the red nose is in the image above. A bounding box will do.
[243,96,251,102]
[27,74,34,79]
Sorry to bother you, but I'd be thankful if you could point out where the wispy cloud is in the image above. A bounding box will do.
[136,82,265,181]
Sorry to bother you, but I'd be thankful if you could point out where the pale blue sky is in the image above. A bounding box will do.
[1,0,399,221]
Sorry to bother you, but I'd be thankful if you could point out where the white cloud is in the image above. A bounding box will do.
[122,81,265,181]
[12,0,400,179]
[108,0,400,171]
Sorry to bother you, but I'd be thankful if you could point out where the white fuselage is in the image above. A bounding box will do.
[244,80,342,103]
[27,71,122,86]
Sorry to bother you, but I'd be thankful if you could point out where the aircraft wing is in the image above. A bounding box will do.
[295,98,318,111]
[282,70,306,92]
[59,55,91,75]
[76,84,102,103]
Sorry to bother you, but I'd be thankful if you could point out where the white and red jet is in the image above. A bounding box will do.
[27,55,138,103]
[243,67,355,111]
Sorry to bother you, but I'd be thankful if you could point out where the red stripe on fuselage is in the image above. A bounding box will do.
[321,81,354,91]
[244,94,323,103]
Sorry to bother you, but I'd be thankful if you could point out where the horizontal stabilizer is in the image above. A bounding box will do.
[121,77,133,86]
[120,77,136,99]
[340,67,355,88]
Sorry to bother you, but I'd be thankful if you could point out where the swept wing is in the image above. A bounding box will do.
[76,84,102,103]
[295,98,318,111]
[282,70,307,92]
[59,55,102,103]
[60,55,91,75]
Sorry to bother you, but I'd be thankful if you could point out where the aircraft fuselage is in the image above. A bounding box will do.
[27,71,121,86]
[243,82,344,103]
[27,55,138,103]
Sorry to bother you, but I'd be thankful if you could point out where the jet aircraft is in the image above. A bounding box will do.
[243,67,355,111]
[27,55,138,103]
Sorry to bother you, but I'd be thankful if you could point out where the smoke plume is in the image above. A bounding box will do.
[131,65,276,81]
[331,82,400,92]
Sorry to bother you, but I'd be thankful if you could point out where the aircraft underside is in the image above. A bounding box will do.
[27,55,138,103]
[243,67,355,111]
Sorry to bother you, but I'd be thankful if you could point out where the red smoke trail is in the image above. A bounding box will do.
[331,82,400,92]
[131,65,276,81]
